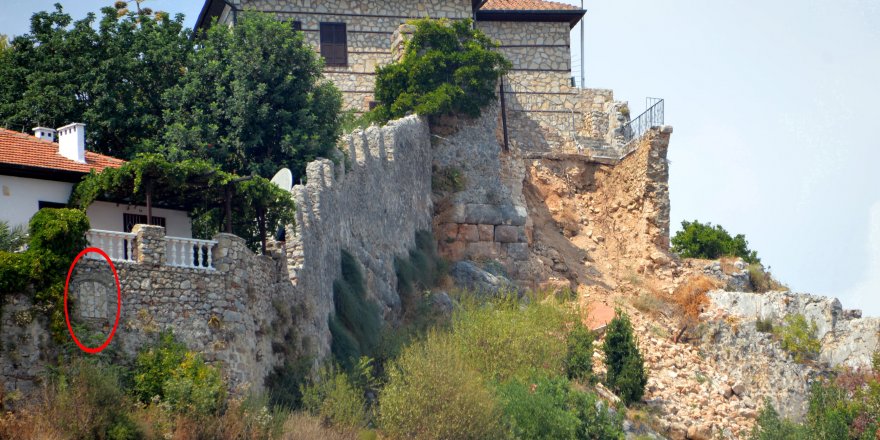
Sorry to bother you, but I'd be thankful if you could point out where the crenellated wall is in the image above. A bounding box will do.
[284,115,434,362]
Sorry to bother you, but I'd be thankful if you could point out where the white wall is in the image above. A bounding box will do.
[0,174,192,238]
[87,201,193,238]
[0,175,74,228]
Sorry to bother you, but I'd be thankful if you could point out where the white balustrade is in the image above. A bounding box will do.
[165,236,216,270]
[86,229,135,263]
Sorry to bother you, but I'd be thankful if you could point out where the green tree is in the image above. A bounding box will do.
[671,220,760,264]
[163,12,342,178]
[0,4,191,158]
[371,18,510,123]
[602,310,648,405]
[565,320,595,382]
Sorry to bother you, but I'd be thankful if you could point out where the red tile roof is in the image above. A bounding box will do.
[480,0,581,11]
[0,128,125,175]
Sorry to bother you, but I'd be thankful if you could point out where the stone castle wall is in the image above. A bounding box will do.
[285,115,434,362]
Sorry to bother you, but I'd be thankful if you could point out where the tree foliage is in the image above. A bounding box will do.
[671,220,760,264]
[163,12,342,177]
[602,310,648,405]
[0,3,191,159]
[371,18,510,123]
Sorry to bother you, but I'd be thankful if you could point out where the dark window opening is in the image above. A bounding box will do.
[123,213,166,233]
[38,201,67,210]
[368,101,378,110]
[320,22,347,66]
[289,20,302,31]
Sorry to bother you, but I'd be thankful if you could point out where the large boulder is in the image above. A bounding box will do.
[449,261,520,297]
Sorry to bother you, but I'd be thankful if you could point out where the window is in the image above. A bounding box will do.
[287,20,302,31]
[320,22,347,66]
[38,201,67,209]
[123,213,166,233]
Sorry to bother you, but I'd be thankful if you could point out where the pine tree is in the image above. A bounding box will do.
[602,309,648,405]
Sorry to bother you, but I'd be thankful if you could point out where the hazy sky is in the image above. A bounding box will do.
[2,0,879,314]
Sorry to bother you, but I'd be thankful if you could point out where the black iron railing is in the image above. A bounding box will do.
[622,98,664,146]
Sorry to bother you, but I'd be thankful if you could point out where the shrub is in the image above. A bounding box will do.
[497,375,581,439]
[265,358,313,410]
[371,18,510,123]
[132,331,225,414]
[671,220,760,264]
[748,264,789,293]
[565,321,594,382]
[671,275,719,320]
[750,399,807,440]
[602,310,648,405]
[301,366,368,429]
[755,317,774,333]
[774,314,820,364]
[0,221,27,252]
[330,251,382,369]
[497,374,624,440]
[378,331,505,440]
[28,208,90,262]
[432,166,466,193]
[450,298,568,381]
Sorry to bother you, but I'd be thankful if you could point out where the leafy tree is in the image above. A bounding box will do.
[775,314,820,364]
[750,399,807,440]
[163,12,342,178]
[0,4,191,158]
[671,220,760,264]
[602,310,648,405]
[371,18,510,123]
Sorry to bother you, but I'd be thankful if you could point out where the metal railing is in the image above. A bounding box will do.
[166,237,216,270]
[621,97,664,146]
[86,230,135,263]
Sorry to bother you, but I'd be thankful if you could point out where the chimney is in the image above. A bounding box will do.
[57,123,86,164]
[32,127,57,142]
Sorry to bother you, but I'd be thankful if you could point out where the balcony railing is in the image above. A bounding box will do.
[86,229,135,263]
[85,229,216,270]
[166,237,216,270]
[621,97,664,147]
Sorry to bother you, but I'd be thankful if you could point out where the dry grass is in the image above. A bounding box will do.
[671,275,721,320]
[280,412,361,440]
[748,264,789,293]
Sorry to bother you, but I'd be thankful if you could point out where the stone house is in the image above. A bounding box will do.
[194,0,628,155]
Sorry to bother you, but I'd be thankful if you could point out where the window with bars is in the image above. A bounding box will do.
[320,22,347,67]
[123,213,166,233]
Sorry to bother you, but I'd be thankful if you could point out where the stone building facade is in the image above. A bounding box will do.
[195,0,625,155]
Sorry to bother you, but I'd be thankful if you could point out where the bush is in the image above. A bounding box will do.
[371,18,510,123]
[378,331,506,440]
[671,275,719,320]
[265,358,312,410]
[750,399,807,440]
[450,298,568,381]
[497,374,624,440]
[671,220,760,264]
[565,321,594,382]
[301,366,368,429]
[28,208,90,262]
[755,317,774,333]
[602,310,648,405]
[748,264,788,293]
[132,331,225,414]
[774,314,820,364]
[330,251,382,370]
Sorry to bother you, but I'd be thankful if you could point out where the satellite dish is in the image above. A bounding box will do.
[270,168,293,192]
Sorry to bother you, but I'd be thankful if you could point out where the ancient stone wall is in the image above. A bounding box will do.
[285,116,434,362]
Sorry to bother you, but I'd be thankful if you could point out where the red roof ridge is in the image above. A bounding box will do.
[0,127,125,176]
[479,0,582,12]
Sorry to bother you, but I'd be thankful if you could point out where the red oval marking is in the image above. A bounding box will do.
[64,247,122,354]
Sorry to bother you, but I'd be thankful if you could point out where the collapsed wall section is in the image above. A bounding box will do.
[285,115,433,362]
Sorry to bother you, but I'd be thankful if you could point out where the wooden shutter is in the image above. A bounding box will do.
[320,22,347,67]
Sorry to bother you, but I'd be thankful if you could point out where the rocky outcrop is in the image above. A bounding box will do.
[449,261,520,297]
[707,290,880,368]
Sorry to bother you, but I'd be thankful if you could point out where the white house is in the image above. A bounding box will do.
[0,124,193,238]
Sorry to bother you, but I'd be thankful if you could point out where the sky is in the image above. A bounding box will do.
[2,0,879,314]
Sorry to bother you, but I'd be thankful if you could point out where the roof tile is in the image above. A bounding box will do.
[0,128,125,175]
[480,0,581,11]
